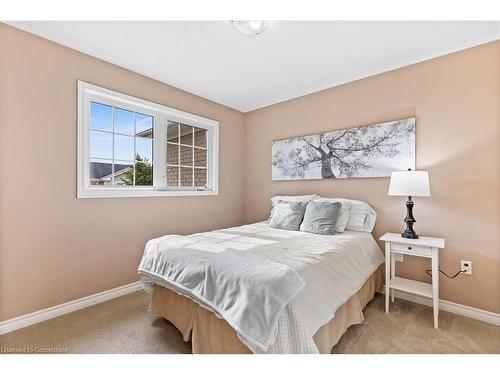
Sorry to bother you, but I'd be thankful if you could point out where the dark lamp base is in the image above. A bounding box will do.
[401,230,419,239]
[402,196,420,240]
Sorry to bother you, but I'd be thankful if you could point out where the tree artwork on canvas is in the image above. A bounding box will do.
[272,118,416,180]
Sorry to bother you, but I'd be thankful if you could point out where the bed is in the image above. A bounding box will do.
[138,221,384,354]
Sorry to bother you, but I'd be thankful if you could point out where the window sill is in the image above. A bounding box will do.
[77,187,218,198]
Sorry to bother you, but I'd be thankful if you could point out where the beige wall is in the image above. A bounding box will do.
[244,41,500,313]
[0,24,245,321]
[0,24,498,321]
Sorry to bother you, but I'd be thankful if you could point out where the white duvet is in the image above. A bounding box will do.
[138,222,384,354]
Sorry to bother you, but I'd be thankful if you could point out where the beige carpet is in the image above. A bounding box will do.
[1,291,498,354]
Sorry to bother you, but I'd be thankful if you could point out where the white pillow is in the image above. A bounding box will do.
[316,197,377,233]
[345,199,377,232]
[312,197,351,233]
[270,194,318,205]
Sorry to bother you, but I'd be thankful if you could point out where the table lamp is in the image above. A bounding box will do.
[388,169,430,239]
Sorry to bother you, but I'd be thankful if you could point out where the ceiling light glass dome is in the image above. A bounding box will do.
[232,21,270,36]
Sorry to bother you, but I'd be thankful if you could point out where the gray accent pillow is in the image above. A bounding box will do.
[269,200,308,231]
[300,201,342,235]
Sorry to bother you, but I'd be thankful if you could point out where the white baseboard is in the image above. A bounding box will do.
[0,281,143,335]
[380,289,500,326]
[1,281,498,336]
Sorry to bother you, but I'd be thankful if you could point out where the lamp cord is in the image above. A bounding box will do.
[425,267,466,279]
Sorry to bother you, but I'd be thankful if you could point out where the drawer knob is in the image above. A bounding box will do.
[408,246,412,250]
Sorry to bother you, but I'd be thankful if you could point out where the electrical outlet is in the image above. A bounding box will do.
[461,260,472,275]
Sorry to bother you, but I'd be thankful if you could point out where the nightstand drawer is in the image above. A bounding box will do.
[390,242,431,257]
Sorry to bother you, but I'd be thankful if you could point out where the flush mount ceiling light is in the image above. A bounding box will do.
[232,21,270,36]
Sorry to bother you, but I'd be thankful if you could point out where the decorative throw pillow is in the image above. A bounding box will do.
[314,196,377,233]
[269,194,317,218]
[312,197,351,233]
[300,201,342,235]
[269,200,308,231]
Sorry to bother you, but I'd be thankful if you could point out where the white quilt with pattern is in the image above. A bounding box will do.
[138,222,384,353]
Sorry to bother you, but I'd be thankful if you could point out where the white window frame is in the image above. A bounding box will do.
[77,81,219,198]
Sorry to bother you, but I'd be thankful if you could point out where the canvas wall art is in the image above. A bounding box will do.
[272,117,416,180]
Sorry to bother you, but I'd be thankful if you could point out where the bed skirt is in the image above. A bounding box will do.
[150,266,383,354]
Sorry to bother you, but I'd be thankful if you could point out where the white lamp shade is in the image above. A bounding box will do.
[388,170,431,197]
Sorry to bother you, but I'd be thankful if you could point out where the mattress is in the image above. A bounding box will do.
[139,222,385,353]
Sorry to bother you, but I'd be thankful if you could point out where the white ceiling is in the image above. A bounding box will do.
[7,21,500,112]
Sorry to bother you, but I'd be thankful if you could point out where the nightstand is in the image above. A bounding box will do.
[379,233,445,328]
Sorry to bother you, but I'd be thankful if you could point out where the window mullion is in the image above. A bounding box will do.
[192,127,195,187]
[133,112,136,186]
[178,123,181,188]
[111,107,115,185]
[153,114,167,189]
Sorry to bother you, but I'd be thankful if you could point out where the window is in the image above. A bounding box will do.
[166,122,208,188]
[89,102,153,187]
[78,81,218,198]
